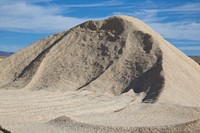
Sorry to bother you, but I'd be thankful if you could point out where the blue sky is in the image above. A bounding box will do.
[0,0,200,55]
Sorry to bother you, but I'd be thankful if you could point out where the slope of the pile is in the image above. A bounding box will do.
[0,31,67,88]
[118,16,200,106]
[0,16,200,106]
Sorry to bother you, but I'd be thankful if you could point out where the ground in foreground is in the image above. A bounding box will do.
[0,90,200,133]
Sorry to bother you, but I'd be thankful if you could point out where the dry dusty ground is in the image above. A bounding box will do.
[1,89,200,133]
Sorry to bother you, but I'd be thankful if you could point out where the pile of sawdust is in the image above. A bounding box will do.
[0,16,200,133]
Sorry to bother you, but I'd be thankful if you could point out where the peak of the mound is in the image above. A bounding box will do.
[0,16,200,106]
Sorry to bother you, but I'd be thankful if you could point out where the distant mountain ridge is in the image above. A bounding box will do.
[0,51,14,57]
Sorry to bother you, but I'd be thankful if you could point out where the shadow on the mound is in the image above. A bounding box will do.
[123,56,164,103]
[0,126,11,133]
